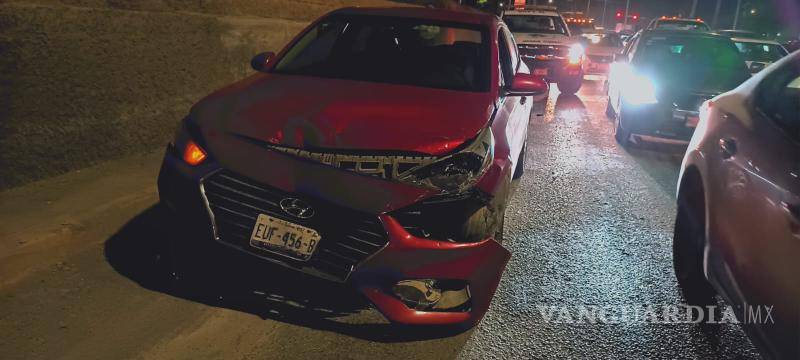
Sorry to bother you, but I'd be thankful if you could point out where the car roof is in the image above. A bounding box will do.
[730,37,782,45]
[330,7,498,27]
[642,29,727,39]
[655,18,705,23]
[504,10,561,17]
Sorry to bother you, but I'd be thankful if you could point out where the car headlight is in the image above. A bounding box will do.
[624,74,658,105]
[612,62,658,106]
[399,127,494,194]
[568,44,585,64]
[173,117,208,166]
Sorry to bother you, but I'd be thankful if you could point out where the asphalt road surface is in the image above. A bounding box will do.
[0,78,762,359]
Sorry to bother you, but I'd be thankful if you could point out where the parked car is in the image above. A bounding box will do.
[732,37,790,74]
[157,6,547,328]
[646,17,710,31]
[580,31,624,75]
[674,51,800,359]
[503,5,585,94]
[606,29,749,146]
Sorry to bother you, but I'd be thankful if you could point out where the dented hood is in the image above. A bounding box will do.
[191,73,496,157]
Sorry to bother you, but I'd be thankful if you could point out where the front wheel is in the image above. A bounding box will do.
[557,77,582,95]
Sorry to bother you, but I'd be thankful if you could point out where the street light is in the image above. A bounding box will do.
[750,8,757,15]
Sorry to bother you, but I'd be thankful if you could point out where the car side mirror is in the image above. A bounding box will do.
[506,73,549,97]
[251,52,275,72]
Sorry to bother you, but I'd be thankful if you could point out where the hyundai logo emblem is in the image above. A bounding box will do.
[279,197,315,219]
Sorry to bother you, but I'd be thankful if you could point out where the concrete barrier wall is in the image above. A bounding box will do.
[0,0,403,189]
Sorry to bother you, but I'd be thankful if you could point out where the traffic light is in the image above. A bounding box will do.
[615,10,624,21]
[631,13,640,22]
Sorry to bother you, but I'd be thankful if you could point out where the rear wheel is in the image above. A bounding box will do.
[613,110,631,147]
[605,97,616,119]
[673,187,716,306]
[557,77,582,95]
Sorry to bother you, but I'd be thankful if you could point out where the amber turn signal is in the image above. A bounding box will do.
[183,140,207,166]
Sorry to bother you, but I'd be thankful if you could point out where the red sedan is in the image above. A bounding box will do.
[157,6,547,328]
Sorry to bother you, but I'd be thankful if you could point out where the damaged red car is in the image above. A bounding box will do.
[157,6,547,328]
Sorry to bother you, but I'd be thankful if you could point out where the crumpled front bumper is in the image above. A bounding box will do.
[352,215,510,327]
[158,145,511,327]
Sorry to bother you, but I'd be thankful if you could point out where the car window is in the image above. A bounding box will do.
[503,15,567,35]
[635,35,745,70]
[632,35,748,92]
[622,33,639,58]
[273,15,490,92]
[625,35,641,62]
[734,41,788,63]
[498,29,514,86]
[756,61,800,140]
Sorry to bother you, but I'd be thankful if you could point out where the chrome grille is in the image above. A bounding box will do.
[267,146,436,180]
[518,44,569,60]
[202,170,388,281]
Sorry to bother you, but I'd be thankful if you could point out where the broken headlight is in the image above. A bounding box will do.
[399,127,494,194]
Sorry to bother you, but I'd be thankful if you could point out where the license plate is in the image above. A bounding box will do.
[686,115,700,128]
[249,214,321,260]
[534,68,548,76]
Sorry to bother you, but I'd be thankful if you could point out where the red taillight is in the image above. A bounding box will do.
[183,140,207,166]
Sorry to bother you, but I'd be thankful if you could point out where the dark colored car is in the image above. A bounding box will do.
[674,51,800,359]
[606,30,750,146]
[157,6,548,328]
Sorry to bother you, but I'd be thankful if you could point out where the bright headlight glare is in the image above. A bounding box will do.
[612,63,658,105]
[568,43,584,64]
[399,128,494,194]
[625,74,658,105]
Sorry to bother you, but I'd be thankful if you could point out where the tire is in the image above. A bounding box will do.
[605,97,615,119]
[557,77,582,95]
[613,108,632,147]
[673,193,716,307]
[512,142,526,180]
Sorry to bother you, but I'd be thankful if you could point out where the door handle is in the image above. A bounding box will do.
[719,138,737,159]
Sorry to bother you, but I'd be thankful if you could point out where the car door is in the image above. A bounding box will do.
[712,60,800,358]
[497,26,529,172]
